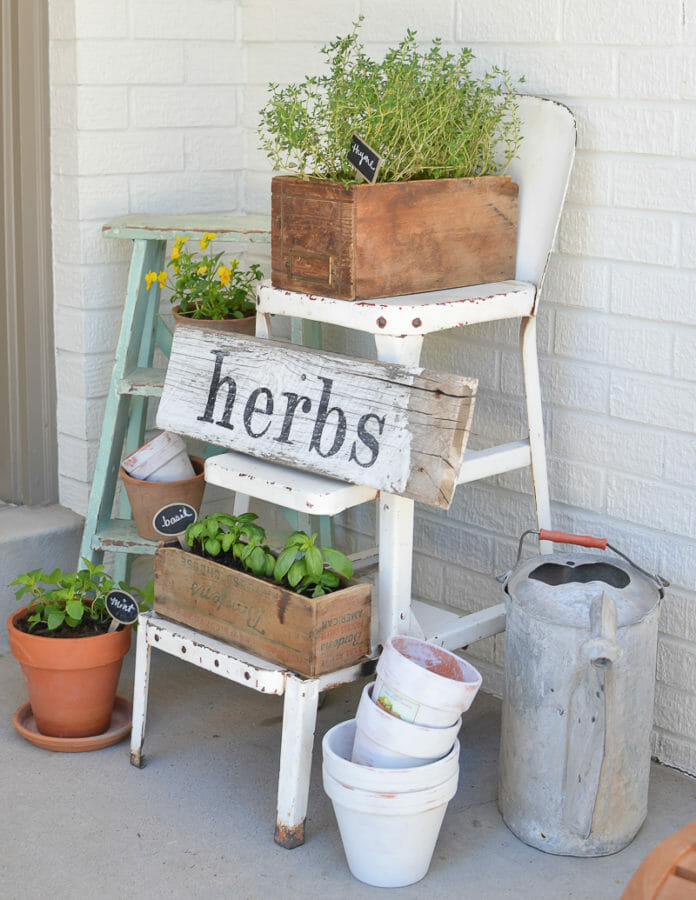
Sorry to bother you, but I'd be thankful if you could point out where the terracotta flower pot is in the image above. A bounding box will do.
[172,306,256,335]
[120,455,206,541]
[7,607,131,739]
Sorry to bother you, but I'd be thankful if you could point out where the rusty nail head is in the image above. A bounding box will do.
[377,316,387,328]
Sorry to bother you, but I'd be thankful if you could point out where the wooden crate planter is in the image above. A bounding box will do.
[153,546,372,678]
[271,174,518,301]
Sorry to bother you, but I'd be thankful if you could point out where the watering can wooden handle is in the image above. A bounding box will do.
[539,530,608,549]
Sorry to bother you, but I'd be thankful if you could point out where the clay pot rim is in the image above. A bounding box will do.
[7,606,131,668]
[171,304,255,322]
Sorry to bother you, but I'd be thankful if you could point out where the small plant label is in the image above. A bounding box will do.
[152,503,198,537]
[106,589,139,630]
[348,134,383,184]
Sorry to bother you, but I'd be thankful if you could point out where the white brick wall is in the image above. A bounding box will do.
[49,0,251,511]
[49,0,696,775]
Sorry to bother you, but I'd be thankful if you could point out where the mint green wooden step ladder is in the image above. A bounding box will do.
[79,215,271,581]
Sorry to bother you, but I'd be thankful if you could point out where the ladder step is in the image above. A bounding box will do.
[412,599,507,650]
[119,367,167,396]
[457,440,531,484]
[103,214,271,243]
[90,519,160,554]
[205,451,379,515]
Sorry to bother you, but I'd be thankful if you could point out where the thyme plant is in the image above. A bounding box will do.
[258,20,524,183]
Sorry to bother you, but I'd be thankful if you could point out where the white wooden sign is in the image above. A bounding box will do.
[157,327,477,508]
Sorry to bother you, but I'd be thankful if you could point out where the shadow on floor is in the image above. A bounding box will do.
[3,643,695,899]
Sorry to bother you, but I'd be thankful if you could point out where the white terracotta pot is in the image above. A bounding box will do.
[351,682,460,768]
[323,718,460,792]
[121,431,194,482]
[375,635,482,726]
[323,719,459,888]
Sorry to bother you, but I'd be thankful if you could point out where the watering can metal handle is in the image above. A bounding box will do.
[502,529,669,595]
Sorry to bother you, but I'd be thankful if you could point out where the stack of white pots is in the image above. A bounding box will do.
[322,635,482,888]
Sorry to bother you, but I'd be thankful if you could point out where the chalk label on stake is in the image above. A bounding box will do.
[152,503,198,536]
[106,590,139,625]
[348,134,383,184]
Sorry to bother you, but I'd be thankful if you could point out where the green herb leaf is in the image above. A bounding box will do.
[305,545,324,580]
[46,608,66,631]
[204,537,221,556]
[65,599,85,622]
[287,559,306,588]
[321,547,353,579]
[274,547,297,582]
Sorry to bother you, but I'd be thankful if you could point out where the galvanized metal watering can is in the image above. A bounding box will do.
[497,530,667,857]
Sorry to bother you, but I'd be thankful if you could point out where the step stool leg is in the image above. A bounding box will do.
[378,493,415,643]
[520,316,552,552]
[274,674,320,848]
[371,334,421,644]
[374,333,423,366]
[130,613,153,768]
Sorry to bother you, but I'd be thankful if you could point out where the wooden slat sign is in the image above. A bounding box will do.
[156,327,477,508]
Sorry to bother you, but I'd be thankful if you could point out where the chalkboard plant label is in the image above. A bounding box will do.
[153,502,198,537]
[106,589,140,627]
[348,134,383,184]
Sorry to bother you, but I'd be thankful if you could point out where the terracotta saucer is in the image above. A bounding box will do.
[12,696,133,752]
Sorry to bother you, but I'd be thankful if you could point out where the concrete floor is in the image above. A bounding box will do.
[2,641,695,900]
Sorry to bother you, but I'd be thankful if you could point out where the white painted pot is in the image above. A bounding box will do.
[121,431,194,482]
[352,683,460,768]
[375,635,482,726]
[323,720,459,888]
[323,719,460,793]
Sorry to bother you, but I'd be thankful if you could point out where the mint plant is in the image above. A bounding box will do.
[10,558,150,636]
[259,18,524,183]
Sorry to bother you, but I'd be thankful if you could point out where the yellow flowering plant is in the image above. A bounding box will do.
[146,232,263,321]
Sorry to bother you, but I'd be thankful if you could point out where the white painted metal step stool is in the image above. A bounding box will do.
[129,94,576,848]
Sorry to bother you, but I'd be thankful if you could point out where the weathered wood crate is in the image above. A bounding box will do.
[153,546,372,678]
[271,174,518,301]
